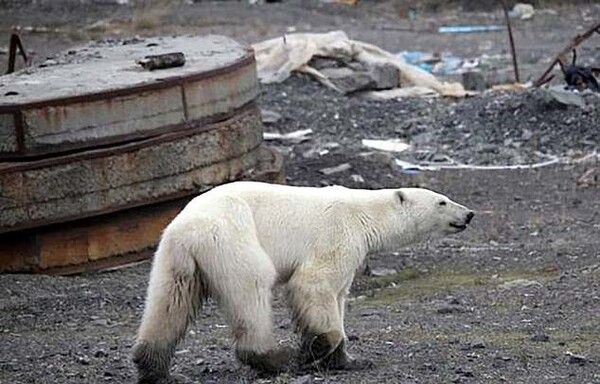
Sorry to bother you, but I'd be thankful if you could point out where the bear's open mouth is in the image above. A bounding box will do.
[449,222,467,231]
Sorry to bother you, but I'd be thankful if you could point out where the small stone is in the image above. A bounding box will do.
[94,349,108,358]
[348,334,360,341]
[530,333,549,342]
[91,318,109,326]
[567,352,588,365]
[350,174,365,183]
[470,338,486,349]
[436,305,464,314]
[77,356,91,365]
[455,367,474,377]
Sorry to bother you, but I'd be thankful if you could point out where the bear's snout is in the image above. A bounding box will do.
[465,211,475,224]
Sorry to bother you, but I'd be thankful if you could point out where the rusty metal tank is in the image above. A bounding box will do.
[0,35,283,274]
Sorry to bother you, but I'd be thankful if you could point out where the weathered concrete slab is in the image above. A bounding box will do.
[0,105,263,233]
[0,35,258,158]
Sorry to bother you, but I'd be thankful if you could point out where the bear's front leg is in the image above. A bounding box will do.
[287,266,372,371]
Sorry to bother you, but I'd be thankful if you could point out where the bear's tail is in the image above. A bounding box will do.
[132,222,207,383]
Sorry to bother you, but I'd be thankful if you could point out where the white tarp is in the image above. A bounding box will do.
[252,30,467,98]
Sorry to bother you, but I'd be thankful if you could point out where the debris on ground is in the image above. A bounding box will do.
[437,25,503,33]
[252,31,467,97]
[398,51,478,75]
[509,3,535,20]
[362,139,410,153]
[263,128,312,143]
[319,163,352,175]
[136,52,185,70]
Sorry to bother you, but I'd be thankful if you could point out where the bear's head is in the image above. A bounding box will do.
[393,188,474,244]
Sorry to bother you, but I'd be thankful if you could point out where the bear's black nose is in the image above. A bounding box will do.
[465,211,475,224]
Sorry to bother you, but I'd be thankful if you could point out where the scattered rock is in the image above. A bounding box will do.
[350,174,365,183]
[321,67,374,94]
[76,356,91,365]
[469,338,486,349]
[541,87,586,109]
[320,63,399,94]
[436,305,464,314]
[94,349,108,358]
[529,333,549,342]
[319,163,352,175]
[260,108,282,125]
[348,334,360,341]
[455,367,474,377]
[566,352,589,365]
[499,279,543,290]
[367,63,400,90]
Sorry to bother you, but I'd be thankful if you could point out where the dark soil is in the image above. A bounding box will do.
[1,1,599,384]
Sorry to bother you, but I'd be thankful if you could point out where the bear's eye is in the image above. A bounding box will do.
[438,201,447,206]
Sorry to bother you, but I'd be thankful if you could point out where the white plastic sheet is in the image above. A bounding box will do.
[252,31,468,98]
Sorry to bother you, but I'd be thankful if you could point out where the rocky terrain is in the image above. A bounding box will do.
[0,1,599,383]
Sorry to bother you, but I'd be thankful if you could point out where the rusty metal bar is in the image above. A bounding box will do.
[6,33,28,74]
[499,0,520,83]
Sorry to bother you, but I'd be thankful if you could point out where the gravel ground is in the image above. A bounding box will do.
[1,1,599,384]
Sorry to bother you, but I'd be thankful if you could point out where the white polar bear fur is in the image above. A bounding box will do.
[133,181,473,377]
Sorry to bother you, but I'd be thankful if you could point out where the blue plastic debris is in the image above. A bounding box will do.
[398,51,474,75]
[438,25,504,33]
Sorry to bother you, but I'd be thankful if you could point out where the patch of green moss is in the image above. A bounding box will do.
[358,266,560,306]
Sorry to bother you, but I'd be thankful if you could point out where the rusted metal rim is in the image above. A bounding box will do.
[0,51,255,112]
[0,101,257,173]
[0,146,285,275]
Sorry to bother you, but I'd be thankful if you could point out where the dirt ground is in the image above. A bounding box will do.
[1,1,599,384]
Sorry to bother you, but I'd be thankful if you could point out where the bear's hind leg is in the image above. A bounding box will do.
[133,233,204,384]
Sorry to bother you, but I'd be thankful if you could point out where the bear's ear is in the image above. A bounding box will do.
[396,190,406,204]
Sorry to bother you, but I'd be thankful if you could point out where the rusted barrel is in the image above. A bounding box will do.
[0,35,284,274]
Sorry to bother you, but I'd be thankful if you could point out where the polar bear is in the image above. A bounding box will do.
[132,181,474,383]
